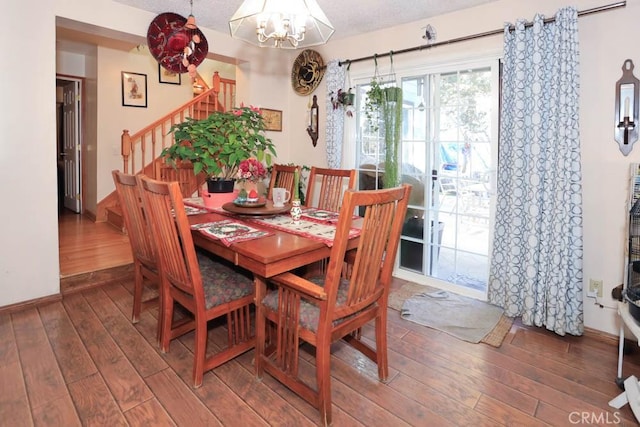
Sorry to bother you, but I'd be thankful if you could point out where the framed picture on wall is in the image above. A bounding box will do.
[158,64,181,85]
[261,108,283,131]
[121,71,147,108]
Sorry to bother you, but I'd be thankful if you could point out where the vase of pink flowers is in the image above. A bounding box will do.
[237,158,267,202]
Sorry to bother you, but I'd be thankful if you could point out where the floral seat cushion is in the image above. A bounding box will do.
[262,276,361,332]
[197,251,254,310]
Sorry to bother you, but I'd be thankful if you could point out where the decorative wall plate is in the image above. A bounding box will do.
[147,12,208,74]
[291,49,326,95]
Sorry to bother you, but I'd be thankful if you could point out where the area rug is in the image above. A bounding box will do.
[388,282,514,347]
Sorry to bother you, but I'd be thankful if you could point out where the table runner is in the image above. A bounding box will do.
[183,197,226,213]
[183,205,208,215]
[299,208,341,224]
[186,198,360,247]
[249,215,360,247]
[171,204,209,216]
[191,219,273,246]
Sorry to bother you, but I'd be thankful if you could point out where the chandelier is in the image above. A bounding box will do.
[229,0,334,49]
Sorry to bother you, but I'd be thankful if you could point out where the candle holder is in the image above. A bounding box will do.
[290,199,302,224]
[615,59,639,156]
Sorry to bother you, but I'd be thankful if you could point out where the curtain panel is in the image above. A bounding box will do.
[324,60,345,168]
[488,7,584,336]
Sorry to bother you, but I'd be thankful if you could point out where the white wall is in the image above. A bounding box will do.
[0,1,59,303]
[84,49,99,212]
[94,45,192,201]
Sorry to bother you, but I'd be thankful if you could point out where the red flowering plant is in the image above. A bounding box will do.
[237,157,267,182]
[163,104,277,180]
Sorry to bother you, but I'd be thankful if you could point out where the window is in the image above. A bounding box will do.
[354,60,499,296]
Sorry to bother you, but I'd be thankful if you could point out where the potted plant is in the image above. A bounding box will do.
[364,78,403,188]
[364,79,385,131]
[162,105,277,193]
[381,86,403,188]
[330,88,355,118]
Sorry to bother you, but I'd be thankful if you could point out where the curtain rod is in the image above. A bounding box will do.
[339,1,625,67]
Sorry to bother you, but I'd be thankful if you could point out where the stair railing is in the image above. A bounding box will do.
[97,73,235,222]
[120,72,235,177]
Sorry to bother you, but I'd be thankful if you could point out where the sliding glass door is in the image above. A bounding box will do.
[355,60,498,295]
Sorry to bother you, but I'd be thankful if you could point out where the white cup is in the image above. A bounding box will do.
[272,187,291,207]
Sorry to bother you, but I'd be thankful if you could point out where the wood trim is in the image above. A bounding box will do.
[0,293,62,315]
[84,209,97,222]
[60,264,134,296]
[583,325,618,346]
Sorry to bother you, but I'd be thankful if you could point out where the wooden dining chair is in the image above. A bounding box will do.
[111,170,160,336]
[304,167,356,212]
[137,175,255,387]
[155,160,203,198]
[267,163,301,200]
[303,167,357,276]
[255,184,411,426]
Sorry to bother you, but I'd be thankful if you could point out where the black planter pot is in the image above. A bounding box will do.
[400,217,444,273]
[207,178,235,193]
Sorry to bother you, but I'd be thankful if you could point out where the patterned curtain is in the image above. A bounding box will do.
[324,60,345,168]
[488,7,583,336]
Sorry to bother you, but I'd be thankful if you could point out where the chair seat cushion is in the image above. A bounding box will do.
[197,251,254,310]
[262,276,351,332]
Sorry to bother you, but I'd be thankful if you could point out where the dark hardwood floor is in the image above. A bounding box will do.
[3,212,637,425]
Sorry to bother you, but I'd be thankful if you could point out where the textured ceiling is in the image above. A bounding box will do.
[112,0,499,41]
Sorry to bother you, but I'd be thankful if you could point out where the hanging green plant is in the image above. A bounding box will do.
[382,86,403,188]
[365,78,385,131]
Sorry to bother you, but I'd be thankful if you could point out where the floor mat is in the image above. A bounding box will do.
[388,282,514,347]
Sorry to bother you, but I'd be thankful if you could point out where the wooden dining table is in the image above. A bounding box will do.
[188,210,359,283]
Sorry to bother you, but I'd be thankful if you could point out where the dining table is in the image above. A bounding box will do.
[184,197,361,288]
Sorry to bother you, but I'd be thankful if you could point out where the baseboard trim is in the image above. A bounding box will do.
[0,294,62,315]
[84,210,97,222]
[61,263,134,295]
[583,325,618,346]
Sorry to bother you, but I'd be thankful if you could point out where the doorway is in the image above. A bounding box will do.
[56,77,82,214]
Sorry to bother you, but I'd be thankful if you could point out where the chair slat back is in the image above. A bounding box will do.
[112,171,155,268]
[137,175,205,303]
[324,185,411,318]
[155,161,203,198]
[267,164,301,200]
[305,167,356,211]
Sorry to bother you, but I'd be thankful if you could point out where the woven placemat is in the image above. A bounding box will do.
[388,282,514,347]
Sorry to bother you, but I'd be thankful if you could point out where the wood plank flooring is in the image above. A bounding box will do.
[34,210,640,426]
[58,210,132,277]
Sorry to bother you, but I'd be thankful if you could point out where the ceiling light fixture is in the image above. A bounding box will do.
[229,0,334,49]
[185,0,197,30]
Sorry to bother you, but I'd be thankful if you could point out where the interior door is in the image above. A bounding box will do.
[62,80,81,212]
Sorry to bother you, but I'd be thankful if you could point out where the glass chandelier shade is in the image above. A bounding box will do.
[229,0,334,49]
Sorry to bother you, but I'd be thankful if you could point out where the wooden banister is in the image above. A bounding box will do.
[119,74,235,177]
[97,74,236,222]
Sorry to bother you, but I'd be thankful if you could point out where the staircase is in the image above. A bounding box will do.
[100,72,236,229]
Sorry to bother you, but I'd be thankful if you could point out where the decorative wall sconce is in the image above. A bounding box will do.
[615,59,639,155]
[307,95,319,147]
